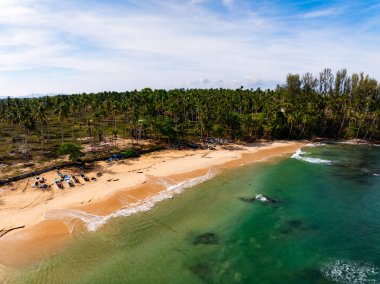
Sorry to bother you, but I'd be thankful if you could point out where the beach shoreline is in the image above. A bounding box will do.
[0,141,303,272]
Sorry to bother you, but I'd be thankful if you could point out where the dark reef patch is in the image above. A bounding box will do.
[287,219,303,228]
[190,262,212,280]
[278,219,319,237]
[193,232,219,245]
[239,197,256,203]
[295,267,325,282]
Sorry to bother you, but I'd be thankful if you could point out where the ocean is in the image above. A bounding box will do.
[13,143,380,283]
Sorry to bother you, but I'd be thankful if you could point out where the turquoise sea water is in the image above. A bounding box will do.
[13,143,380,284]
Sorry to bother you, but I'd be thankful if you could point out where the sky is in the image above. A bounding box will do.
[0,0,380,97]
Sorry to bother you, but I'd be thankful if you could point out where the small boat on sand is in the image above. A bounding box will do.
[80,173,90,181]
[54,178,64,189]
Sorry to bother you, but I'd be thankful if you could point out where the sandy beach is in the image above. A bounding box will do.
[0,141,303,271]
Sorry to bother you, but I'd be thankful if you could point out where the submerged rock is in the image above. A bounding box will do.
[279,219,318,236]
[193,232,219,245]
[287,219,303,228]
[279,227,293,235]
[239,197,256,203]
[190,262,212,280]
[295,267,324,282]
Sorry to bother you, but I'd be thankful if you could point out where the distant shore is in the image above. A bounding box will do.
[0,141,303,273]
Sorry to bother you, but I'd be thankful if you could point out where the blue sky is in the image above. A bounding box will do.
[0,0,379,96]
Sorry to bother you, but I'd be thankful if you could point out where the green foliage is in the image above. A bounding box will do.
[154,117,177,142]
[121,149,140,158]
[57,142,85,162]
[0,67,379,166]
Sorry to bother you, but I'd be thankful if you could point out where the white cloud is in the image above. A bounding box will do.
[0,0,379,96]
[302,7,345,18]
[222,0,234,7]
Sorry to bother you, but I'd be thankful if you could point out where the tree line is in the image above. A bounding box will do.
[0,68,379,161]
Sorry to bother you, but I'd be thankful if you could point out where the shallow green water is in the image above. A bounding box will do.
[13,143,380,284]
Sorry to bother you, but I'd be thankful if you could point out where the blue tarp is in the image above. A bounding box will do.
[111,154,125,159]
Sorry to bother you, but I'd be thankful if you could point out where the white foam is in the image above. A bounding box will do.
[321,259,379,284]
[306,142,327,147]
[339,141,368,145]
[361,168,370,174]
[45,170,216,232]
[255,194,268,202]
[291,149,333,165]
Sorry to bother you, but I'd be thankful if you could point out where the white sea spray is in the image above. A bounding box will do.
[321,259,379,284]
[291,149,333,165]
[305,142,327,147]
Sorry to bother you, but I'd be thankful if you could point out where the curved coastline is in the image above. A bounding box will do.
[0,141,303,273]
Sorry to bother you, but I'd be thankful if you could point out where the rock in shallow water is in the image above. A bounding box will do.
[287,219,303,228]
[239,197,256,203]
[190,262,212,280]
[193,232,219,245]
[295,267,324,282]
[239,194,278,204]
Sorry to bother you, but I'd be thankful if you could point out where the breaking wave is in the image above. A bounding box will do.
[291,149,333,165]
[321,259,380,284]
[306,142,327,147]
[45,170,216,232]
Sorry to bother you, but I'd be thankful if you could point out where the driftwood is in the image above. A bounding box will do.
[0,226,25,238]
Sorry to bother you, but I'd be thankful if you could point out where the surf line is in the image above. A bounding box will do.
[291,149,333,165]
[44,170,217,232]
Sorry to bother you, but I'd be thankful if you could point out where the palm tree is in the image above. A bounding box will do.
[34,98,48,157]
[19,101,36,162]
[0,67,379,164]
[53,96,69,144]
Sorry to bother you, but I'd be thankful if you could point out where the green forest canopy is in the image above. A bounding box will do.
[0,68,379,163]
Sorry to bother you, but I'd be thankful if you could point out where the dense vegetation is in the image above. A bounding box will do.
[0,68,379,167]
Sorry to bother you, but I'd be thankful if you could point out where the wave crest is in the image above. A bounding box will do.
[306,142,327,147]
[321,259,380,284]
[291,149,333,165]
